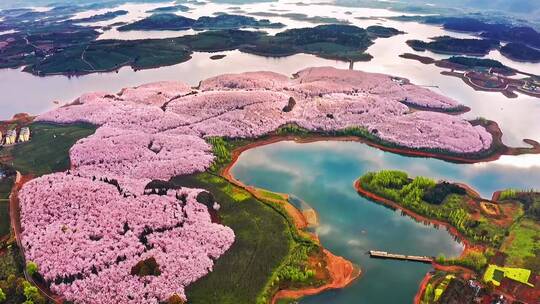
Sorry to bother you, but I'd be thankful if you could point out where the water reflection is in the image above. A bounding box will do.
[231,140,475,304]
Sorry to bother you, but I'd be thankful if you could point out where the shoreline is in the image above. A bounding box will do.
[270,249,361,304]
[221,140,361,303]
[400,52,540,99]
[221,134,497,303]
[353,180,493,304]
[353,180,477,258]
[221,122,539,170]
[219,132,503,303]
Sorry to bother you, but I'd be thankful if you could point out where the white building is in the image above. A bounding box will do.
[18,127,30,142]
[4,130,17,145]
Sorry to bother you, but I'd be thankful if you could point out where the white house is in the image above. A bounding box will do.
[4,130,17,145]
[18,127,30,142]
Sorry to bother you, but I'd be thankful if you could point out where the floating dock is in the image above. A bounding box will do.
[369,250,433,263]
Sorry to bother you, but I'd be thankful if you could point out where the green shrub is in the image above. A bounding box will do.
[439,251,488,273]
[275,124,309,136]
[499,189,518,201]
[25,262,38,277]
[0,288,6,303]
[207,137,232,172]
[422,182,466,205]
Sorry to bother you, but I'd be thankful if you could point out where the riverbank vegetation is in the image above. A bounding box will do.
[357,170,539,303]
[172,173,324,304]
[358,170,505,246]
[406,36,500,56]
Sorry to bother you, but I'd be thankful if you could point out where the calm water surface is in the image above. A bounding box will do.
[231,140,540,303]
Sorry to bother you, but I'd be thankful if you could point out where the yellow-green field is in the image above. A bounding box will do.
[483,265,533,287]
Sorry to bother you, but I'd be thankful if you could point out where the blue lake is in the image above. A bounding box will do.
[231,140,540,303]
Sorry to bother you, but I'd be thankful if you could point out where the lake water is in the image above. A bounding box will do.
[230,140,540,303]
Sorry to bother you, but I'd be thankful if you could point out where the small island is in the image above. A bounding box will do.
[249,11,351,24]
[355,170,539,304]
[394,16,540,63]
[406,36,500,56]
[117,13,286,31]
[500,42,540,63]
[366,25,405,38]
[71,10,129,23]
[146,4,190,13]
[210,54,226,60]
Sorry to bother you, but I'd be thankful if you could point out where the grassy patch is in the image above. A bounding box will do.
[174,173,319,304]
[483,265,533,287]
[0,173,14,238]
[501,218,540,271]
[0,123,97,176]
[259,189,286,201]
[206,137,250,173]
[436,251,489,273]
[0,203,9,238]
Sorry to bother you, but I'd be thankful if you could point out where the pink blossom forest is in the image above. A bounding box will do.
[20,67,494,303]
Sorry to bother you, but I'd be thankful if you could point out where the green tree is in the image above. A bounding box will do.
[0,288,6,303]
[26,262,38,277]
[23,281,45,304]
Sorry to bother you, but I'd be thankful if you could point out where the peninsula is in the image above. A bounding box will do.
[355,170,539,304]
[400,53,540,98]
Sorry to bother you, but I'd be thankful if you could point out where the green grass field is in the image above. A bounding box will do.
[0,176,14,238]
[483,265,533,287]
[0,202,9,238]
[501,218,540,271]
[0,123,96,176]
[172,173,318,304]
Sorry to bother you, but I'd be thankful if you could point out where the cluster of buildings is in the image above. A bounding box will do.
[0,127,30,146]
[522,79,540,93]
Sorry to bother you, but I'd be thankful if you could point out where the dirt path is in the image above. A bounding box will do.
[413,272,433,304]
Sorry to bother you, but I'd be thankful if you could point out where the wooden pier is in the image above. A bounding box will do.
[369,250,433,263]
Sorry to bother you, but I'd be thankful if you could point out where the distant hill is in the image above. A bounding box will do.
[118,13,285,31]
